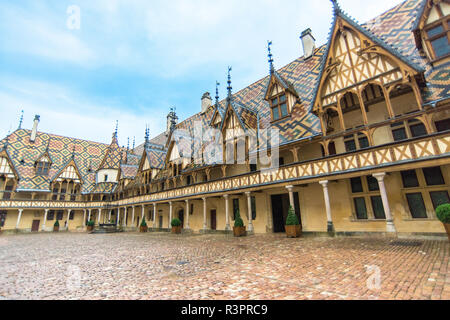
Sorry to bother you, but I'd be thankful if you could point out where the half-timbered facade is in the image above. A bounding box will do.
[0,0,449,237]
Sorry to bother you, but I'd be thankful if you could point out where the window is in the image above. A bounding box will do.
[349,176,385,220]
[391,119,428,141]
[279,157,285,166]
[190,204,194,215]
[270,93,289,121]
[406,193,427,218]
[0,211,6,227]
[251,196,256,220]
[104,175,108,182]
[3,185,12,200]
[186,175,192,185]
[69,211,74,220]
[424,16,450,60]
[36,161,51,176]
[56,211,63,221]
[232,198,240,220]
[59,189,66,201]
[408,119,427,138]
[435,118,450,132]
[423,167,445,186]
[250,164,257,172]
[391,122,408,142]
[400,167,449,219]
[344,132,370,152]
[47,210,55,220]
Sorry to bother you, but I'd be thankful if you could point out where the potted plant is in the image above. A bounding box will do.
[86,220,95,232]
[233,209,246,237]
[285,205,301,238]
[171,218,182,234]
[436,203,450,242]
[53,220,60,232]
[140,217,148,233]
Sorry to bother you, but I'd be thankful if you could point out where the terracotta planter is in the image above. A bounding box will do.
[285,225,302,238]
[233,226,246,237]
[53,226,59,232]
[86,225,94,232]
[443,223,450,242]
[172,226,182,234]
[140,226,148,233]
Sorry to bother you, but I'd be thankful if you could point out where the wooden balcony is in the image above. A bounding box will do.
[1,131,449,210]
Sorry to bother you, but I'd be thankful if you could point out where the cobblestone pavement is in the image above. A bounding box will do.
[0,232,448,300]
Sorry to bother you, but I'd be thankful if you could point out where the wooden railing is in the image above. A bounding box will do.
[1,132,449,210]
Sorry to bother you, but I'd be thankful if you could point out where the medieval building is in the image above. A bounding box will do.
[0,0,449,237]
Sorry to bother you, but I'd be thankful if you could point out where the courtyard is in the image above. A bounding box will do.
[0,232,448,300]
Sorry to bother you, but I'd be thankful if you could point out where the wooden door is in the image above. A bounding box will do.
[31,220,40,232]
[210,210,217,230]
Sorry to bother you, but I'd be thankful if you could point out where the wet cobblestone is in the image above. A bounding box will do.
[0,232,448,300]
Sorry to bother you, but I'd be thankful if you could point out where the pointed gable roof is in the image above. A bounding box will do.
[311,0,426,113]
[98,133,123,170]
[51,157,83,183]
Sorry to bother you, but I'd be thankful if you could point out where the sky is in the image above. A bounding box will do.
[0,0,404,146]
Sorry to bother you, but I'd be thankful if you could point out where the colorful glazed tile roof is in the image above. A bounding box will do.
[120,164,138,179]
[92,182,117,194]
[0,129,124,193]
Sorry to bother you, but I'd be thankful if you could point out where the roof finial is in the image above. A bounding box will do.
[227,66,232,101]
[18,110,24,129]
[268,41,274,74]
[144,125,149,149]
[215,81,220,106]
[330,0,341,14]
[72,145,76,158]
[114,120,118,137]
[127,137,130,151]
[132,136,135,150]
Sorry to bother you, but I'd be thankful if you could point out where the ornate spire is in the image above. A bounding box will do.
[132,136,135,150]
[127,137,130,151]
[18,110,24,130]
[114,120,118,138]
[215,81,220,106]
[227,66,232,102]
[144,125,149,149]
[268,41,274,74]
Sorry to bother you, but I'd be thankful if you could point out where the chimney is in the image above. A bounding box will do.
[30,115,40,142]
[201,92,212,113]
[300,28,316,59]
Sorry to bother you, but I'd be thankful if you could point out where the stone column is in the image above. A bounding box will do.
[373,173,396,233]
[169,202,173,228]
[202,197,208,230]
[83,209,86,227]
[131,206,135,227]
[66,209,71,230]
[116,208,120,226]
[319,180,334,232]
[16,209,23,229]
[153,203,157,228]
[97,209,102,224]
[286,185,295,209]
[141,205,145,221]
[185,200,190,230]
[123,207,127,227]
[245,192,254,232]
[108,210,111,222]
[88,209,92,222]
[42,209,48,231]
[224,194,231,231]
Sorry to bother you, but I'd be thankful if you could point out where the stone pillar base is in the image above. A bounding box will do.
[386,220,396,233]
[327,221,334,233]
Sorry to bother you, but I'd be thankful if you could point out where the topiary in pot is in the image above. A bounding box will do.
[171,218,182,234]
[436,203,450,242]
[53,220,60,232]
[140,217,148,233]
[233,209,246,237]
[285,205,301,238]
[86,220,95,232]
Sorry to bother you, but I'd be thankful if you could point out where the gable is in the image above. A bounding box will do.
[223,107,245,140]
[58,165,81,181]
[143,156,150,171]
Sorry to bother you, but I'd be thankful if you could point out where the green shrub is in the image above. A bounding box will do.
[140,217,147,227]
[286,205,300,226]
[87,220,95,227]
[171,218,182,227]
[436,203,450,224]
[54,220,59,227]
[234,209,244,228]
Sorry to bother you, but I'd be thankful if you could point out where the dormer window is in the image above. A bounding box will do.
[270,93,288,121]
[104,174,108,182]
[425,19,450,59]
[35,157,51,176]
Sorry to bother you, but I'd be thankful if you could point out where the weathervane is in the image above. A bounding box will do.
[215,81,220,106]
[227,66,232,101]
[18,110,24,129]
